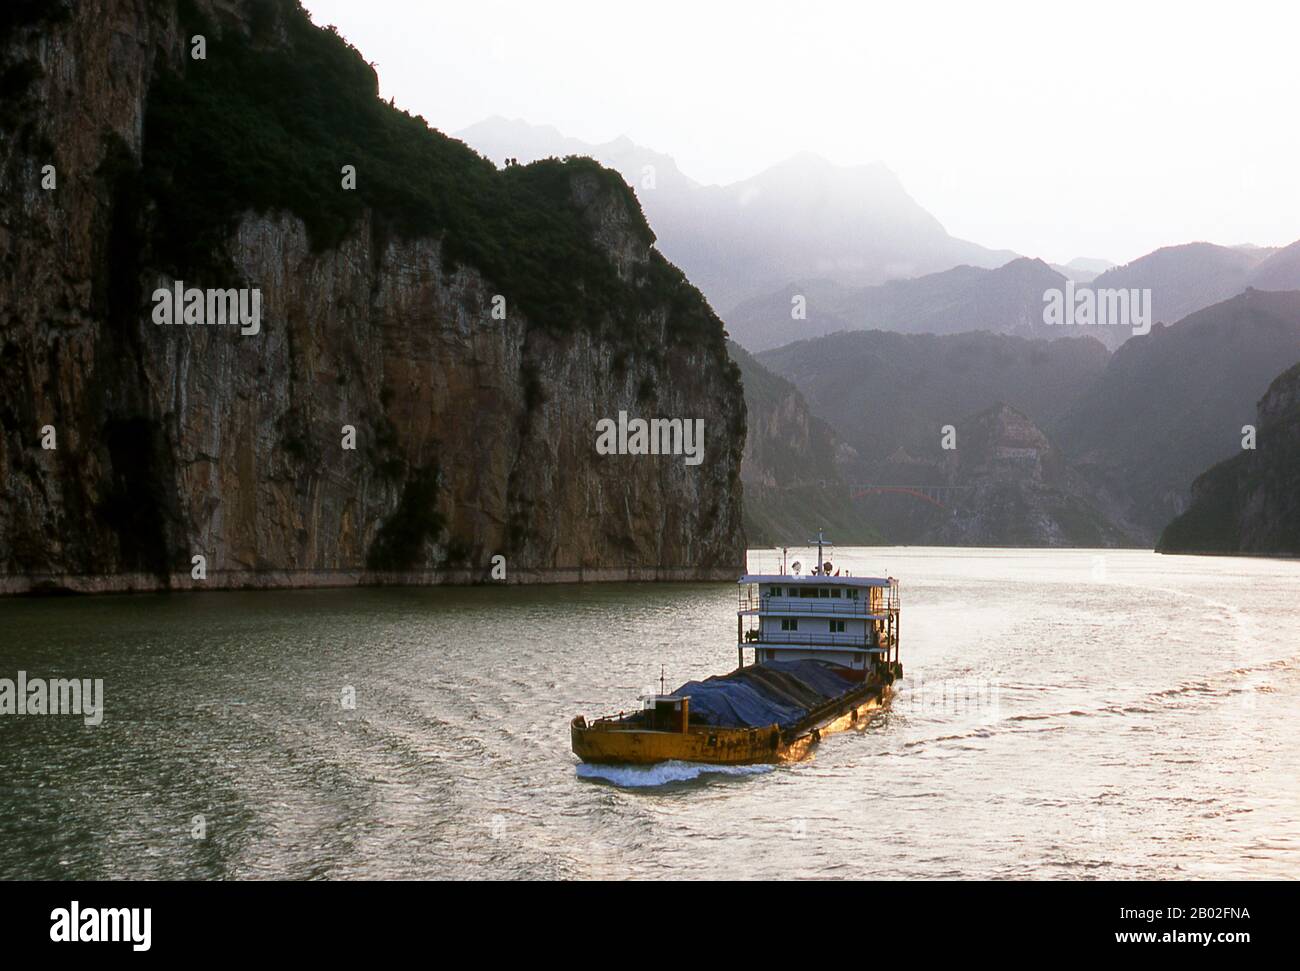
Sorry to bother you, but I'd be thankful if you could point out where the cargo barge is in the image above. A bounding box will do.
[571,534,902,766]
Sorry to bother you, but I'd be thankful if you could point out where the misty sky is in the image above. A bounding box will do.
[302,0,1300,265]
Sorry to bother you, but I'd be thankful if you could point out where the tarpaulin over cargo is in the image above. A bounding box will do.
[674,660,854,730]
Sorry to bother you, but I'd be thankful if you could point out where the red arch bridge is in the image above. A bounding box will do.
[846,484,973,509]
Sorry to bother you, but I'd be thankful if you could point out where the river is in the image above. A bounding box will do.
[0,548,1296,879]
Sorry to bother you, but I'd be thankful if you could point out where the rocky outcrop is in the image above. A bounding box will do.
[1157,363,1300,556]
[0,0,745,593]
[843,403,1137,547]
[913,404,1136,547]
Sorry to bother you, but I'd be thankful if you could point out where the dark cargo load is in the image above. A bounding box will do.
[674,659,855,730]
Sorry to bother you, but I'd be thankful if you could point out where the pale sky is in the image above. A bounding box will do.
[302,0,1300,265]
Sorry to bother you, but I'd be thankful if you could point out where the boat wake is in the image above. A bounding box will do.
[576,760,775,788]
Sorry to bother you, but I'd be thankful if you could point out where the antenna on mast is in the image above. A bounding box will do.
[807,528,832,575]
[660,664,666,696]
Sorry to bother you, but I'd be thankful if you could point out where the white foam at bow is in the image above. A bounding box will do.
[576,760,775,788]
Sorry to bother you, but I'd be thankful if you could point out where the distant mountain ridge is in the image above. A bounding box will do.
[1235,240,1300,291]
[456,116,1018,313]
[729,257,1070,351]
[757,329,1111,473]
[728,241,1300,353]
[752,330,1132,545]
[1089,241,1280,326]
[755,291,1300,544]
[1052,257,1116,282]
[1053,288,1300,537]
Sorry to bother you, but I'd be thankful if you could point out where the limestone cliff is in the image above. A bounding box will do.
[0,0,746,592]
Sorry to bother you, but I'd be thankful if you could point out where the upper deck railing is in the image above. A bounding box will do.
[738,582,899,617]
[738,595,879,616]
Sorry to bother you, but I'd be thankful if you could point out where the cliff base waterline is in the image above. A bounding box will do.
[0,566,740,597]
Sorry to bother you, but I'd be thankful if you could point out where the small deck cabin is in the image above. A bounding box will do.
[737,573,900,680]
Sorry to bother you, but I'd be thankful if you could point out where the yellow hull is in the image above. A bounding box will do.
[571,683,890,766]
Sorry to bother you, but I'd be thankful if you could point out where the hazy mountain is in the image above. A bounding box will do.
[1089,241,1279,326]
[1050,257,1115,283]
[728,257,1070,351]
[729,239,1300,353]
[1053,289,1300,538]
[1066,256,1117,274]
[1247,240,1300,291]
[750,292,1300,546]
[757,330,1110,478]
[456,117,1017,313]
[1158,361,1300,555]
[753,329,1146,544]
[728,342,881,546]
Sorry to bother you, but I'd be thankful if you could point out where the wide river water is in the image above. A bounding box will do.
[1,548,1297,879]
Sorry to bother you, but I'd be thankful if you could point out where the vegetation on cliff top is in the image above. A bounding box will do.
[143,0,729,351]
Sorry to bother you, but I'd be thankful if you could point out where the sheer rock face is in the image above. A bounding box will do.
[0,1,745,591]
[1158,364,1300,556]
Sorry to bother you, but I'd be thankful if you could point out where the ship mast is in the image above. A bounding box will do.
[809,528,830,574]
